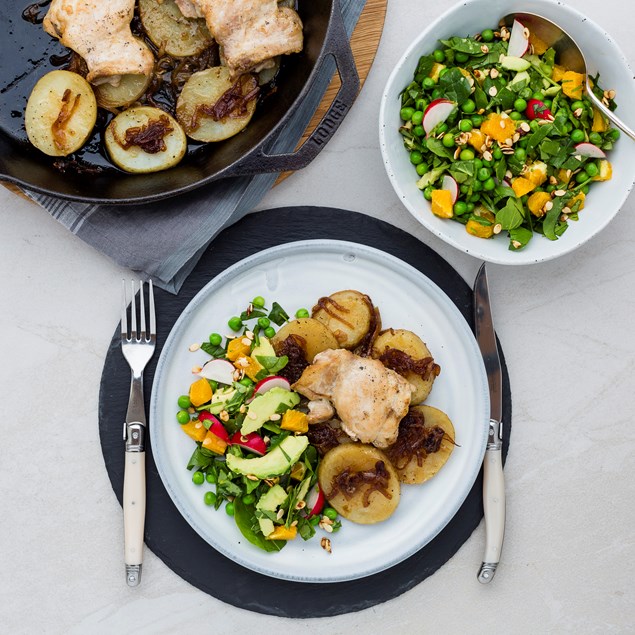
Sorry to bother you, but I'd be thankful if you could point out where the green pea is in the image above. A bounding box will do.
[442,133,455,148]
[545,184,556,193]
[239,377,254,387]
[543,99,552,108]
[532,91,544,101]
[481,28,494,42]
[176,410,190,425]
[309,514,320,526]
[400,106,415,121]
[436,122,448,133]
[461,98,476,114]
[192,471,204,485]
[460,148,475,161]
[582,185,590,195]
[423,186,433,201]
[454,201,468,215]
[433,49,445,63]
[575,171,590,183]
[608,128,621,142]
[225,502,235,516]
[514,147,527,161]
[492,147,503,160]
[410,150,424,165]
[431,88,443,100]
[584,162,599,177]
[242,494,256,505]
[483,177,496,191]
[206,472,217,484]
[473,157,483,170]
[455,52,469,63]
[411,110,424,126]
[416,162,430,176]
[413,124,425,137]
[264,327,276,338]
[518,138,528,149]
[323,507,338,521]
[439,68,450,78]
[471,114,483,127]
[588,132,603,146]
[459,119,473,132]
[570,100,585,112]
[477,167,491,181]
[520,87,533,100]
[204,491,217,506]
[570,129,585,144]
[228,316,242,331]
[459,184,469,195]
[469,193,481,203]
[177,395,191,409]
[257,316,271,328]
[472,178,483,192]
[208,333,222,346]
[467,202,475,212]
[415,98,427,111]
[509,111,522,121]
[295,308,310,319]
[252,296,266,308]
[423,77,436,90]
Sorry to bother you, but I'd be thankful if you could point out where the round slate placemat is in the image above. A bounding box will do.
[99,207,512,618]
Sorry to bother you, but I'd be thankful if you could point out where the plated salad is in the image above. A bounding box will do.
[398,18,621,251]
[173,291,455,553]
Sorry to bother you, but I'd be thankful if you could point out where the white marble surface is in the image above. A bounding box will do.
[1,0,634,632]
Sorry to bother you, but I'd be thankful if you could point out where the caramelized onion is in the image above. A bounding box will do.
[274,334,309,384]
[354,303,382,357]
[118,114,174,153]
[51,89,82,151]
[326,460,393,507]
[386,409,446,470]
[379,348,440,380]
[306,422,341,456]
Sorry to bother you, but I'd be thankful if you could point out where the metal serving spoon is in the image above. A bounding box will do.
[502,12,635,141]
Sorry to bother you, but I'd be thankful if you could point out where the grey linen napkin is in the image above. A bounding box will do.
[25,0,367,294]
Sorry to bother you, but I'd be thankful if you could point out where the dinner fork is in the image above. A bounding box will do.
[120,280,156,587]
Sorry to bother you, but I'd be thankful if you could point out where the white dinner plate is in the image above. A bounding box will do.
[150,240,490,583]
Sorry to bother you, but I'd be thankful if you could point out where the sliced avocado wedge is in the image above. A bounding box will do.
[241,386,300,435]
[226,435,309,479]
[256,484,288,537]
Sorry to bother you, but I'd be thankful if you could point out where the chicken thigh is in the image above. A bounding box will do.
[44,0,154,85]
[176,0,303,76]
[293,349,413,449]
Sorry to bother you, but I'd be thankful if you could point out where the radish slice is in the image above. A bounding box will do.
[199,412,230,442]
[441,174,458,203]
[507,19,529,58]
[573,142,606,158]
[230,431,267,456]
[423,99,456,136]
[199,358,235,385]
[254,375,291,395]
[525,99,553,121]
[305,485,325,517]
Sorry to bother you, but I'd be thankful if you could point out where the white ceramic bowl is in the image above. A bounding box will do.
[379,0,635,265]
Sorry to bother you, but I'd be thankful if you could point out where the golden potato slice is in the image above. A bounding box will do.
[272,318,339,362]
[372,328,438,404]
[312,290,374,349]
[104,106,186,173]
[386,405,455,484]
[318,444,400,524]
[95,73,151,110]
[25,70,97,157]
[139,0,212,57]
[176,67,258,142]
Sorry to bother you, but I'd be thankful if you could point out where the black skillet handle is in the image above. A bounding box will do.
[224,0,360,177]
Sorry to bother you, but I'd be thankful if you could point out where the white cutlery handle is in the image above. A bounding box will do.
[478,420,505,584]
[123,449,146,586]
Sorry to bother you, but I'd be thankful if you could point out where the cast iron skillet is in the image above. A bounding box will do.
[0,0,358,204]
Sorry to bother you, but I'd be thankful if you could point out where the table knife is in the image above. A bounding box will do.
[473,263,505,584]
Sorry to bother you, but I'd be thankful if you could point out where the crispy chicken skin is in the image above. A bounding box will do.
[293,349,413,449]
[176,0,303,76]
[43,0,154,85]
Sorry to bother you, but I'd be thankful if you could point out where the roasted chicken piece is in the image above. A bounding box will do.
[307,398,335,424]
[293,349,412,449]
[43,0,154,86]
[175,0,303,76]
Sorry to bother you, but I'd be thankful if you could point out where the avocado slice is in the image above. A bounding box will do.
[256,484,288,537]
[241,386,300,435]
[226,435,309,479]
[251,336,276,359]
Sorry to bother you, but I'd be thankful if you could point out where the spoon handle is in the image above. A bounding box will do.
[586,79,635,142]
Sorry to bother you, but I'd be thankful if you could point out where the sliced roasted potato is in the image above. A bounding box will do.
[311,290,374,349]
[176,67,258,142]
[95,73,151,110]
[139,0,212,57]
[25,70,97,157]
[272,318,339,362]
[372,328,437,404]
[318,444,400,524]
[386,405,455,484]
[104,106,186,173]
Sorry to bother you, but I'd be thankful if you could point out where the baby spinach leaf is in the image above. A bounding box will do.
[416,164,448,189]
[496,197,524,230]
[438,68,471,105]
[508,227,533,250]
[416,54,435,78]
[233,498,285,552]
[268,301,289,326]
[440,37,485,55]
[426,137,455,159]
[542,196,567,240]
[448,160,475,184]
